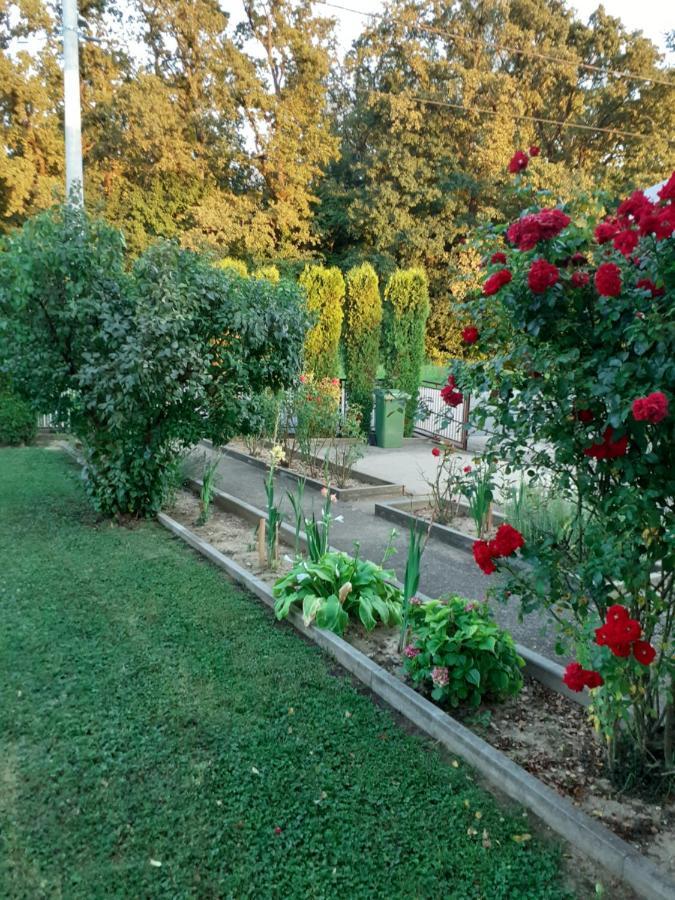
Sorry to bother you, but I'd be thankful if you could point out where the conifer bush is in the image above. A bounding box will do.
[344,263,382,433]
[299,265,345,380]
[382,268,430,435]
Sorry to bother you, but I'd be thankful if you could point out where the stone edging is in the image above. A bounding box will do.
[156,510,674,900]
[201,441,406,501]
[374,496,505,552]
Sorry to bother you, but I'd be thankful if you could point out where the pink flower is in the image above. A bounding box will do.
[431,666,450,687]
[330,494,337,503]
[403,645,420,659]
[321,487,328,497]
[409,596,423,606]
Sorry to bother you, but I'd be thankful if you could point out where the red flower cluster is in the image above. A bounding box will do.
[506,208,571,251]
[508,150,529,173]
[658,172,675,202]
[528,259,559,293]
[583,426,628,460]
[593,179,675,253]
[472,524,524,575]
[483,268,512,296]
[632,391,669,424]
[563,662,604,692]
[529,145,540,157]
[594,263,622,297]
[462,326,479,344]
[440,374,463,408]
[571,271,589,288]
[594,605,656,665]
[612,229,639,257]
[635,278,665,298]
[490,251,507,265]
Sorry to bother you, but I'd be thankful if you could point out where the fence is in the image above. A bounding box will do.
[413,381,470,450]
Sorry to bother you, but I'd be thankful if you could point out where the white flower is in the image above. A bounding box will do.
[334,515,344,523]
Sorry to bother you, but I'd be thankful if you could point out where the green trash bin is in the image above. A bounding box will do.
[374,389,409,448]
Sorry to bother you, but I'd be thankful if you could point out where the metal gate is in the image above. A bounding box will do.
[414,381,470,450]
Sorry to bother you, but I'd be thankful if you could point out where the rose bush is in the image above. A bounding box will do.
[455,174,674,789]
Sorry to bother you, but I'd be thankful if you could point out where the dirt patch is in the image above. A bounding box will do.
[166,489,674,880]
[226,439,365,489]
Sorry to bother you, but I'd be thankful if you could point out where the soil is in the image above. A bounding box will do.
[412,504,489,538]
[167,488,674,881]
[226,438,365,489]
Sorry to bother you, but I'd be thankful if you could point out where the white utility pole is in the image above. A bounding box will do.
[62,0,84,204]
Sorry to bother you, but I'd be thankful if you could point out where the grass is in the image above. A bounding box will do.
[0,448,574,899]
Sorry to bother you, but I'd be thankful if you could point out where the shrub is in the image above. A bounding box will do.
[252,265,280,283]
[279,373,341,473]
[299,264,345,379]
[382,268,430,435]
[458,174,675,787]
[344,263,382,432]
[273,550,402,636]
[0,205,308,517]
[403,597,524,707]
[0,388,37,445]
[215,257,248,277]
[425,245,484,364]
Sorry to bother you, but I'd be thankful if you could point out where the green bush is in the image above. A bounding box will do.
[382,268,430,435]
[252,265,280,283]
[344,263,382,433]
[0,205,308,516]
[403,597,524,707]
[0,389,36,445]
[273,550,402,636]
[299,264,345,379]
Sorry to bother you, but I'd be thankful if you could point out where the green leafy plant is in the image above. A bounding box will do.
[273,550,403,635]
[264,463,283,568]
[398,521,428,652]
[197,453,221,525]
[344,262,382,433]
[0,387,36,446]
[403,597,524,707]
[503,480,576,546]
[425,444,466,525]
[286,477,306,558]
[0,204,308,517]
[304,482,336,563]
[326,406,366,487]
[381,268,430,435]
[462,462,495,539]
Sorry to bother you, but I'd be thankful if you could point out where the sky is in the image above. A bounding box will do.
[231,0,674,63]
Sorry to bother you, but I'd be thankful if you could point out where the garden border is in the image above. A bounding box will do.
[156,509,675,900]
[202,440,406,501]
[375,495,505,552]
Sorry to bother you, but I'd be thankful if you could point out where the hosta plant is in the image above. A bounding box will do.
[273,550,402,636]
[403,597,524,707]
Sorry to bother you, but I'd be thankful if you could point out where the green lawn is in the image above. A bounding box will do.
[0,449,573,899]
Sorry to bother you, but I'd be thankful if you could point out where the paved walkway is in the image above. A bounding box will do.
[186,446,566,661]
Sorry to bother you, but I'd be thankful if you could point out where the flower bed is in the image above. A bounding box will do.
[166,485,675,883]
[374,495,505,551]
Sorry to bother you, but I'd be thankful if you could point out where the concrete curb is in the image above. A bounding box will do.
[202,441,406,500]
[375,496,505,552]
[156,511,674,900]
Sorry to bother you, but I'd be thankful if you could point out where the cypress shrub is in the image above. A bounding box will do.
[299,265,345,379]
[382,268,430,435]
[252,265,280,283]
[344,263,382,433]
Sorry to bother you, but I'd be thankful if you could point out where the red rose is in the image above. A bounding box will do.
[611,618,642,643]
[594,221,619,244]
[576,408,594,424]
[508,150,529,173]
[606,604,629,624]
[462,326,479,344]
[632,391,669,424]
[529,145,540,157]
[584,426,628,460]
[473,540,496,574]
[440,375,463,408]
[482,268,512,296]
[594,263,622,297]
[617,190,653,222]
[506,209,570,250]
[632,640,656,666]
[571,271,589,288]
[491,523,524,557]
[612,230,639,257]
[639,204,675,240]
[563,662,587,692]
[563,662,604,692]
[657,171,675,202]
[528,259,559,293]
[609,642,632,658]
[571,252,587,265]
[431,447,441,457]
[463,465,472,473]
[635,278,664,298]
[490,251,507,265]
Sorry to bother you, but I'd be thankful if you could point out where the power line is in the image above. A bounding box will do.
[396,94,674,144]
[317,1,675,90]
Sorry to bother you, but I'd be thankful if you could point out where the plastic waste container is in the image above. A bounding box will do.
[374,389,409,448]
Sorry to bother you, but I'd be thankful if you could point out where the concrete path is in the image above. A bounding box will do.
[186,447,568,662]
